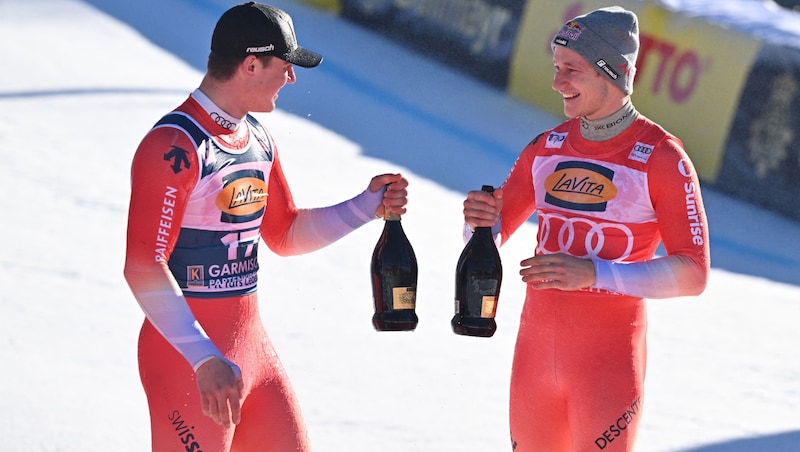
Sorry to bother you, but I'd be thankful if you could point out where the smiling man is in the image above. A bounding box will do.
[124,3,408,451]
[460,6,710,451]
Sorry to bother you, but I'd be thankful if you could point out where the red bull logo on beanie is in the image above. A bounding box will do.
[557,20,583,42]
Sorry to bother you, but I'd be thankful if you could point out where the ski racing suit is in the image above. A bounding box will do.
[499,112,710,451]
[124,90,382,451]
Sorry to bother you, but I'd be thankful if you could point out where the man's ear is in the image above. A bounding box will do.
[242,55,260,75]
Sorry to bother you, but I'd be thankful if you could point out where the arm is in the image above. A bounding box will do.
[261,155,408,256]
[123,127,242,426]
[592,254,704,298]
[462,138,540,244]
[592,138,710,298]
[124,128,227,369]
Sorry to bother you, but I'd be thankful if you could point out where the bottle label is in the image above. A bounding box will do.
[392,287,416,310]
[480,296,497,318]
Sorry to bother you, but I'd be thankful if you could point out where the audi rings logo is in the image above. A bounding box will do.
[545,131,568,148]
[210,112,236,130]
[536,212,634,261]
[628,142,655,164]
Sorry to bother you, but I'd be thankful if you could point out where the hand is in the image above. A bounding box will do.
[369,173,408,217]
[195,357,244,428]
[463,187,503,229]
[519,253,596,291]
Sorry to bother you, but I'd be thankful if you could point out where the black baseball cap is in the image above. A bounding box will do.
[210,2,322,68]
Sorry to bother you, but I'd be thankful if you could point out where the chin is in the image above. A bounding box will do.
[561,100,580,119]
[562,106,580,119]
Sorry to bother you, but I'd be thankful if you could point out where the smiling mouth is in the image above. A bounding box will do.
[563,93,579,100]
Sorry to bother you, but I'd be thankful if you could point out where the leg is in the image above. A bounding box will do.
[559,301,648,452]
[138,321,236,451]
[230,356,310,451]
[509,298,572,451]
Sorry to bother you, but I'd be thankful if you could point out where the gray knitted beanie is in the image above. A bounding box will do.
[552,6,639,94]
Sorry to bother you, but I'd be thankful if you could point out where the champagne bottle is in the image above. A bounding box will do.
[452,185,502,338]
[371,211,418,331]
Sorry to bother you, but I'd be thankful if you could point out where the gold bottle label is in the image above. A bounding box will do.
[480,296,497,318]
[392,287,416,309]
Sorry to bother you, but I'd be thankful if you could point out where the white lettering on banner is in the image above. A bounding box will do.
[220,229,260,261]
[208,257,259,278]
[389,0,512,56]
[536,212,634,261]
[545,131,568,148]
[209,273,258,289]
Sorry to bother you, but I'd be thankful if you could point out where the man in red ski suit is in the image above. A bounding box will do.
[462,7,710,451]
[124,3,408,451]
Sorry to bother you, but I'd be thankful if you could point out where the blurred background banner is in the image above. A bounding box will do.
[717,43,800,221]
[337,0,527,87]
[299,0,800,221]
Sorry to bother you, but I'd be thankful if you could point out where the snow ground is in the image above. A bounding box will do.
[1,0,799,450]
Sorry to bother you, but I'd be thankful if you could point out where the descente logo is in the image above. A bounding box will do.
[246,44,274,53]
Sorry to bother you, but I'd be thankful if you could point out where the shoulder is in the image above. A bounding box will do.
[635,114,684,150]
[137,120,201,156]
[524,118,576,150]
[244,113,277,159]
[133,111,204,173]
[621,115,686,167]
[244,113,272,141]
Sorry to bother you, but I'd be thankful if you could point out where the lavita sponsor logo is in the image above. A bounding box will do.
[544,160,618,212]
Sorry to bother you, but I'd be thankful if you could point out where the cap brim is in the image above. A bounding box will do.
[283,47,322,68]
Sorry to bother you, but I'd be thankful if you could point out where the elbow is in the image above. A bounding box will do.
[686,279,707,297]
[123,261,136,288]
[264,238,306,257]
[665,254,709,298]
[270,247,297,258]
[123,256,163,291]
[695,273,710,296]
[683,265,710,297]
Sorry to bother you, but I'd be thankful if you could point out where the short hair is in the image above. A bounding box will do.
[206,52,274,81]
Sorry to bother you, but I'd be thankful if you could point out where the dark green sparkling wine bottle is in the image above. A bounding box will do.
[371,211,418,331]
[452,185,503,337]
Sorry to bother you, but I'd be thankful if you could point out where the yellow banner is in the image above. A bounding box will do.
[296,0,341,13]
[508,0,761,182]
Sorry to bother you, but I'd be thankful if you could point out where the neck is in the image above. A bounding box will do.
[198,75,247,120]
[194,81,243,130]
[579,100,638,142]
